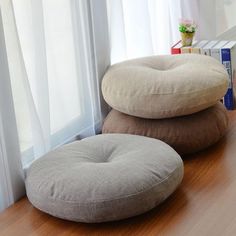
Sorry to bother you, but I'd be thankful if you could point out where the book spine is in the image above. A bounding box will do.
[211,49,221,61]
[201,48,210,55]
[221,48,234,110]
[190,48,201,54]
[171,48,181,54]
[181,47,191,53]
[224,89,234,110]
[171,41,181,55]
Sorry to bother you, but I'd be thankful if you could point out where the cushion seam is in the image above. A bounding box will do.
[103,83,226,96]
[27,163,183,205]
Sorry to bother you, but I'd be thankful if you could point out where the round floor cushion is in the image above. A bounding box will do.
[102,103,228,155]
[25,134,183,223]
[102,54,228,119]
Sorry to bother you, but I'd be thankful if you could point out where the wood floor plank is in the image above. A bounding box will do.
[1,111,236,236]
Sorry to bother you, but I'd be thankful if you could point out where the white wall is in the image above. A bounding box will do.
[196,0,236,40]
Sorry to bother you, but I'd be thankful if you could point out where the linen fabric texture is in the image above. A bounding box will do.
[102,54,228,119]
[26,134,183,223]
[102,103,229,155]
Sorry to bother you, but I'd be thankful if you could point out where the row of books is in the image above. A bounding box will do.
[171,40,236,110]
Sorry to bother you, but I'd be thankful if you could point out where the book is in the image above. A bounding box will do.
[181,47,191,53]
[171,41,182,54]
[210,41,228,61]
[190,40,208,54]
[201,40,218,55]
[181,40,198,54]
[221,41,236,110]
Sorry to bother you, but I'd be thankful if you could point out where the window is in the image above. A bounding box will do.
[2,0,102,167]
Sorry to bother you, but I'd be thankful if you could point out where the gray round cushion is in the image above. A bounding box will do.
[102,102,229,155]
[25,134,183,223]
[102,54,228,119]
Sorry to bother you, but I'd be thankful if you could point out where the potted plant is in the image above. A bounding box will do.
[179,19,197,46]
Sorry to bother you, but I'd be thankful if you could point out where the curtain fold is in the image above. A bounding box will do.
[107,0,217,64]
[0,5,25,212]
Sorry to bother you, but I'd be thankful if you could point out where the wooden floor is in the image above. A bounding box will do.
[1,112,236,236]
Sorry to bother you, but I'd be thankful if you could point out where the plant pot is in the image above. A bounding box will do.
[181,32,195,46]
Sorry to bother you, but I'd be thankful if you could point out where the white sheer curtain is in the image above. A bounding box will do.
[107,0,216,64]
[0,5,25,212]
[1,0,103,167]
[0,0,109,212]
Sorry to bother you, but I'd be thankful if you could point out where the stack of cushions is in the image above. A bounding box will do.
[25,54,228,223]
[102,54,229,155]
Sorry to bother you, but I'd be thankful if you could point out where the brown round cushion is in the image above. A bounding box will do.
[102,54,228,119]
[102,102,229,155]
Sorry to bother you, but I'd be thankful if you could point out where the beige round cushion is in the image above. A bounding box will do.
[102,54,228,119]
[102,103,229,155]
[26,134,183,223]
